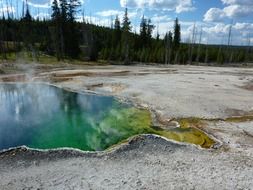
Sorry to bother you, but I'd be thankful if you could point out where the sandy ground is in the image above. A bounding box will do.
[52,65,253,119]
[1,136,253,190]
[1,64,253,189]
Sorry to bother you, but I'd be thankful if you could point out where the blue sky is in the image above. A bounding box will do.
[0,0,253,45]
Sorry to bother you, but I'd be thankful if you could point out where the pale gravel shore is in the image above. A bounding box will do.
[55,65,253,119]
[1,135,253,190]
[1,64,253,189]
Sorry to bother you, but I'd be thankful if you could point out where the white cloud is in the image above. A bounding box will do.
[223,5,253,18]
[175,0,195,13]
[203,23,230,35]
[24,0,51,9]
[151,14,172,23]
[142,14,252,45]
[76,15,112,27]
[0,6,15,15]
[22,0,85,9]
[96,10,122,17]
[221,0,253,6]
[204,0,253,22]
[120,0,195,13]
[34,12,50,20]
[200,22,253,45]
[96,9,137,19]
[204,8,226,22]
[154,20,253,45]
[233,22,253,30]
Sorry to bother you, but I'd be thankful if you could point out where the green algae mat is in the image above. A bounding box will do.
[0,84,214,151]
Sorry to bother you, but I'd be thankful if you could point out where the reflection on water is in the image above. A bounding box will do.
[0,84,215,151]
[0,83,142,151]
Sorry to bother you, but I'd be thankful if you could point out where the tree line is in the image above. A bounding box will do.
[0,0,252,64]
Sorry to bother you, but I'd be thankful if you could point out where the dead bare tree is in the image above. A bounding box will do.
[15,0,18,19]
[226,23,233,63]
[189,23,196,64]
[205,36,209,64]
[196,26,202,63]
[245,33,251,63]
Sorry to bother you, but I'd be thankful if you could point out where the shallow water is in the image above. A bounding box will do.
[0,83,214,151]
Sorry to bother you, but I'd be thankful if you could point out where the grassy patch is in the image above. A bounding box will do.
[1,52,111,66]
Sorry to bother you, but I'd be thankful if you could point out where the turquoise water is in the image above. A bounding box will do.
[0,84,152,151]
[0,83,215,151]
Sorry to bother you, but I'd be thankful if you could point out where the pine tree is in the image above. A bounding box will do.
[113,15,121,47]
[68,0,81,22]
[0,15,7,60]
[51,0,81,59]
[57,0,68,58]
[122,8,131,33]
[51,0,62,60]
[52,0,60,20]
[111,15,121,60]
[165,31,173,64]
[140,17,154,48]
[122,8,131,64]
[59,0,68,21]
[21,2,33,53]
[66,0,81,58]
[147,19,154,40]
[114,15,121,30]
[24,8,32,22]
[1,7,252,64]
[140,15,147,47]
[173,18,181,50]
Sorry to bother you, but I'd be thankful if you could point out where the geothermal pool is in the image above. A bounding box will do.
[0,83,214,151]
[0,83,153,151]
